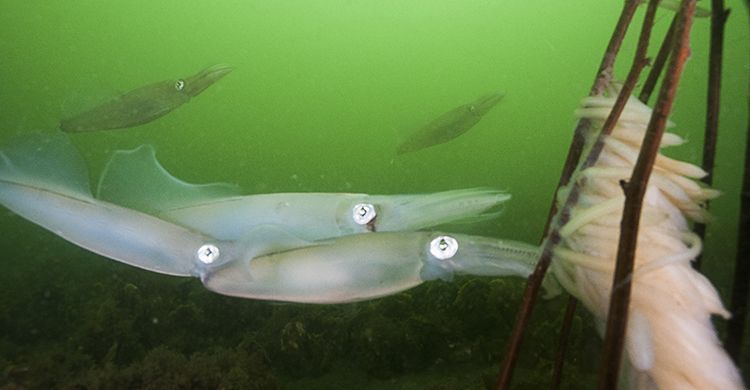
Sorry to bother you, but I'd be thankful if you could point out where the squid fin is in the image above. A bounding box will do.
[96,145,240,214]
[0,131,91,198]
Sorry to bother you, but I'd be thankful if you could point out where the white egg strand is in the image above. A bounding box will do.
[551,89,743,389]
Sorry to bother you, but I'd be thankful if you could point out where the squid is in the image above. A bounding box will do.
[0,131,543,303]
[396,93,504,155]
[59,64,233,132]
[95,144,511,241]
[202,230,541,303]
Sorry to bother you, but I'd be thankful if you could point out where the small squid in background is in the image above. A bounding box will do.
[59,64,233,133]
[396,93,504,155]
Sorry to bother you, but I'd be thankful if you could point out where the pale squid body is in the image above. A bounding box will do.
[0,132,540,303]
[202,230,541,303]
[95,145,511,241]
[550,89,742,388]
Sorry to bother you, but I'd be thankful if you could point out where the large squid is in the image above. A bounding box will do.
[0,132,543,303]
[94,144,512,241]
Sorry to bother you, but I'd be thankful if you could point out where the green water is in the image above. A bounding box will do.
[0,1,748,388]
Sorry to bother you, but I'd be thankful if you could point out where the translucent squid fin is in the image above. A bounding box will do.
[0,131,91,198]
[96,145,241,214]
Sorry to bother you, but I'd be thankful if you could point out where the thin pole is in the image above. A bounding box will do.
[597,1,697,388]
[726,1,750,362]
[639,16,678,104]
[726,78,750,362]
[493,2,643,388]
[550,296,577,390]
[693,0,729,270]
[550,10,688,388]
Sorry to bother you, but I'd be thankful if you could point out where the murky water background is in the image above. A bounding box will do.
[0,1,748,388]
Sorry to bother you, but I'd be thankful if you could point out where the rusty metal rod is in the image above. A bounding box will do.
[726,1,750,363]
[543,0,657,382]
[493,2,643,388]
[639,16,678,104]
[726,80,750,362]
[693,0,729,270]
[542,0,642,233]
[550,9,685,389]
[550,296,578,389]
[597,1,697,388]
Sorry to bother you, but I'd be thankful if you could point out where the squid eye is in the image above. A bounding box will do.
[430,235,458,260]
[175,79,185,91]
[197,244,220,264]
[352,203,377,225]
